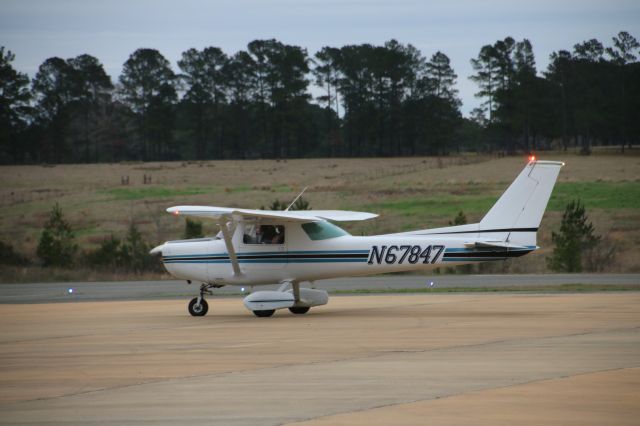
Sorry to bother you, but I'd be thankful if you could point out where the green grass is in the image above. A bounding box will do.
[332,284,640,294]
[229,184,252,193]
[365,195,498,218]
[364,181,640,218]
[548,181,640,210]
[74,226,101,237]
[102,186,213,201]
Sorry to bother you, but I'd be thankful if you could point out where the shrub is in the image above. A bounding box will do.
[37,203,77,267]
[263,196,311,211]
[119,223,157,273]
[449,211,467,226]
[85,225,160,273]
[85,235,122,268]
[547,200,601,272]
[0,241,29,266]
[184,218,204,239]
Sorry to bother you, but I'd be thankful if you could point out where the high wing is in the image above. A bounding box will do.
[165,205,377,278]
[167,206,378,222]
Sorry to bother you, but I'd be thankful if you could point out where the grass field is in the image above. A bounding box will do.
[1,151,638,280]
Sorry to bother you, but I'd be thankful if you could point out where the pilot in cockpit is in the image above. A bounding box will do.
[243,224,285,244]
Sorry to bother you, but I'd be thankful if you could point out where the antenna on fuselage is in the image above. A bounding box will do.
[285,186,308,211]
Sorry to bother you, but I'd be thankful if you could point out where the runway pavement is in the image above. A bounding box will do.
[0,273,638,303]
[0,292,638,425]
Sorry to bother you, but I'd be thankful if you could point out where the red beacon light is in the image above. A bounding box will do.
[528,155,536,162]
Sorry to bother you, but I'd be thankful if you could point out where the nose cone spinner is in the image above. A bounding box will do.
[149,243,165,256]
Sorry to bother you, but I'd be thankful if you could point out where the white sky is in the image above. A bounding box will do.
[2,0,639,115]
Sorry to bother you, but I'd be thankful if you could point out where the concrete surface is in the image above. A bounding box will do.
[0,293,639,425]
[1,273,638,303]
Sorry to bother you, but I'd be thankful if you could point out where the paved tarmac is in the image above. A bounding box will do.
[0,293,638,425]
[1,273,638,304]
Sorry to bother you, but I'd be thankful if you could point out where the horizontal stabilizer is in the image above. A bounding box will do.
[464,241,533,250]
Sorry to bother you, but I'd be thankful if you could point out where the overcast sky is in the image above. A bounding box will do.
[2,0,638,115]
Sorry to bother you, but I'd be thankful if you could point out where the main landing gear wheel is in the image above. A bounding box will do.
[289,306,310,315]
[253,309,276,317]
[188,298,209,316]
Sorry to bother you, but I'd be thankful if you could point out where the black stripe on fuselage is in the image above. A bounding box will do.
[443,249,533,259]
[427,227,538,235]
[241,253,368,259]
[164,253,369,261]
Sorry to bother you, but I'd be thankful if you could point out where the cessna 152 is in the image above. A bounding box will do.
[151,159,563,317]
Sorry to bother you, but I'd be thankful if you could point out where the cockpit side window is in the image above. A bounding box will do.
[301,221,349,240]
[243,224,285,245]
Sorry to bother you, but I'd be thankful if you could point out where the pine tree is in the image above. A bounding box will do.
[0,47,32,163]
[547,200,600,272]
[425,51,460,104]
[119,223,152,273]
[85,236,122,268]
[119,48,176,160]
[37,203,77,267]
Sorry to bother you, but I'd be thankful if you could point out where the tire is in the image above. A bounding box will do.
[188,298,209,316]
[289,306,310,315]
[253,309,275,317]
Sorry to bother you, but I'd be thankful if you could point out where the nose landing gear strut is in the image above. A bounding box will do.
[188,282,221,316]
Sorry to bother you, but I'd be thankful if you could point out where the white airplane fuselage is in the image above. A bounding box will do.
[160,221,534,286]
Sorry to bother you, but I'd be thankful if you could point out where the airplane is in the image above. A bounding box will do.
[150,158,563,317]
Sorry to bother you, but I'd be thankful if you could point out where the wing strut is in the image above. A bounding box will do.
[218,216,241,276]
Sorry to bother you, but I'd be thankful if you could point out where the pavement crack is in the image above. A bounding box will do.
[6,325,638,407]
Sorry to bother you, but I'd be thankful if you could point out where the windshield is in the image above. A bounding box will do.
[301,221,350,240]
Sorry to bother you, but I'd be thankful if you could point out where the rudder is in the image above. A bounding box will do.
[479,160,563,247]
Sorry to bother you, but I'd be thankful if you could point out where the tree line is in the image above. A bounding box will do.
[0,31,638,164]
[469,32,640,154]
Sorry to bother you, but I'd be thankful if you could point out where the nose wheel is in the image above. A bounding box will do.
[187,283,219,316]
[188,297,209,316]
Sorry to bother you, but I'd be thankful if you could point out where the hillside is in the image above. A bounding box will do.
[1,152,638,280]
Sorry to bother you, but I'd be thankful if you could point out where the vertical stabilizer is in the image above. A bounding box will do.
[479,160,563,246]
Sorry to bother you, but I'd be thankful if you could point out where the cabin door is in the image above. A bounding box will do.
[238,221,287,270]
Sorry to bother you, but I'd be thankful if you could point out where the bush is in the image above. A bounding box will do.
[119,223,158,273]
[547,200,602,272]
[37,203,77,267]
[0,241,29,266]
[449,211,467,226]
[85,225,160,273]
[263,196,311,211]
[85,235,122,268]
[184,218,204,239]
